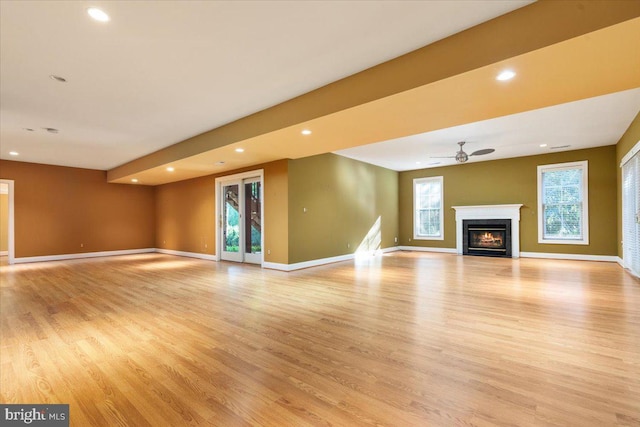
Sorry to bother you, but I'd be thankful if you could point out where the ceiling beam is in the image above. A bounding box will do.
[107,0,640,183]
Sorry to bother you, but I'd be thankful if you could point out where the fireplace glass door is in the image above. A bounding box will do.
[463,219,512,258]
[469,228,507,251]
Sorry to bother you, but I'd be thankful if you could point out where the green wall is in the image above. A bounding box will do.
[288,153,399,264]
[399,146,617,256]
[616,111,640,257]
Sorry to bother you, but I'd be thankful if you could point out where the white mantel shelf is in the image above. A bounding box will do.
[452,204,524,258]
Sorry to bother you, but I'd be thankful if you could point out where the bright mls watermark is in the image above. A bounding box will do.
[1,405,69,426]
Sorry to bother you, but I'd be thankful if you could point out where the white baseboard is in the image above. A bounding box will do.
[262,261,291,271]
[264,246,400,271]
[265,253,354,271]
[396,247,617,263]
[10,246,622,270]
[0,251,7,256]
[520,252,618,262]
[155,248,218,261]
[14,248,156,264]
[398,246,457,254]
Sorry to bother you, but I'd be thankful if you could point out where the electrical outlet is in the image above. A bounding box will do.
[80,243,84,248]
[347,243,350,248]
[267,249,271,255]
[394,237,398,243]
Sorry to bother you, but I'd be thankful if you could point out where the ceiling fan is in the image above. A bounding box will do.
[431,141,495,163]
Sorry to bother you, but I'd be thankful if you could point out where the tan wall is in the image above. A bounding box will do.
[399,146,617,256]
[263,160,289,264]
[155,175,216,255]
[288,153,398,264]
[0,160,155,258]
[0,193,8,253]
[616,110,640,257]
[155,159,289,264]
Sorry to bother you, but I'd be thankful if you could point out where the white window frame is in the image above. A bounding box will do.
[413,176,444,240]
[537,160,589,245]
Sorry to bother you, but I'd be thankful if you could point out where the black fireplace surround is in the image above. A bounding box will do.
[463,219,512,258]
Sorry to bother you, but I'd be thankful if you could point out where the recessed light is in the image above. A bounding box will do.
[44,127,59,133]
[9,151,19,156]
[166,167,175,172]
[87,7,110,22]
[131,178,138,183]
[301,129,312,135]
[235,148,244,153]
[539,144,548,148]
[416,161,421,165]
[496,69,516,81]
[23,128,34,132]
[49,75,67,83]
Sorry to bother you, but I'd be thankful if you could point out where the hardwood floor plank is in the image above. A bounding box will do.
[1,252,639,426]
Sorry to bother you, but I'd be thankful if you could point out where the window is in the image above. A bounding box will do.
[414,176,443,240]
[537,161,588,244]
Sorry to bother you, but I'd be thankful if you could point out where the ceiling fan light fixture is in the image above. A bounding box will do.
[455,151,469,163]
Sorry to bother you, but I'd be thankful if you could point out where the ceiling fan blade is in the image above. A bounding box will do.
[470,148,495,156]
[429,156,456,159]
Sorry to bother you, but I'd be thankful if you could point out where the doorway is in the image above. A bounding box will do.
[0,179,15,265]
[216,170,263,265]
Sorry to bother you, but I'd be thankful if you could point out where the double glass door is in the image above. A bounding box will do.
[220,177,262,264]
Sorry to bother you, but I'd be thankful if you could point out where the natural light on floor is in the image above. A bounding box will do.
[355,216,382,261]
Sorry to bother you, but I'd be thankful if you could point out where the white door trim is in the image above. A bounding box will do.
[0,179,15,265]
[215,169,264,265]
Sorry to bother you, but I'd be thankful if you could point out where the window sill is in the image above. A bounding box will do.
[538,238,589,245]
[414,236,445,241]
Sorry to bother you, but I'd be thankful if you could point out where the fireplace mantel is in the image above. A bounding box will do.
[452,204,523,258]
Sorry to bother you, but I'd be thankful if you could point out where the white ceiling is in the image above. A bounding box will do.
[335,88,640,171]
[0,0,532,171]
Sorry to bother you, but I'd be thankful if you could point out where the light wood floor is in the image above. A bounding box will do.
[1,252,639,426]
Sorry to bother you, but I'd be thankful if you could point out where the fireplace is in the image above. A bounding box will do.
[463,219,512,258]
[453,204,522,258]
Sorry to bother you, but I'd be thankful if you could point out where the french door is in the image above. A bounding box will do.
[219,173,263,264]
[622,147,640,278]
